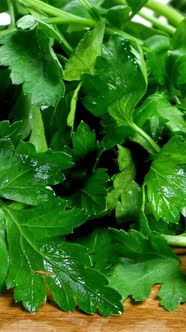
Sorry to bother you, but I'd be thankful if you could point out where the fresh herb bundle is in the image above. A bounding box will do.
[0,0,185,316]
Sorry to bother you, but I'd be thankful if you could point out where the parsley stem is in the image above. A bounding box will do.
[146,0,184,26]
[115,0,184,28]
[138,10,176,35]
[162,234,186,247]
[131,122,160,156]
[7,0,15,26]
[55,26,73,53]
[19,0,141,43]
[44,16,95,27]
[18,0,95,27]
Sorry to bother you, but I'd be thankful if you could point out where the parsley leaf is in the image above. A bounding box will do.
[72,121,98,161]
[134,93,186,140]
[145,136,186,223]
[0,144,72,205]
[0,120,23,145]
[0,225,8,293]
[17,15,63,44]
[76,228,186,311]
[82,35,147,117]
[158,271,186,311]
[0,0,186,317]
[107,145,141,222]
[0,29,64,106]
[64,20,105,81]
[144,35,170,85]
[126,0,148,13]
[71,168,109,216]
[107,229,186,311]
[3,201,123,315]
[168,19,186,97]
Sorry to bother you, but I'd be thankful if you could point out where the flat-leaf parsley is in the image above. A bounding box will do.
[0,0,185,316]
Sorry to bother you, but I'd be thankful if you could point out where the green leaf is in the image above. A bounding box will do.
[107,229,186,310]
[144,35,170,85]
[126,0,148,13]
[0,29,64,106]
[88,0,104,6]
[17,15,63,44]
[0,0,186,317]
[115,181,141,223]
[105,6,130,29]
[64,20,105,81]
[158,271,186,311]
[143,214,182,236]
[75,228,118,271]
[0,120,23,145]
[4,199,87,239]
[72,121,98,161]
[16,141,74,170]
[5,212,46,312]
[0,227,8,293]
[134,93,186,140]
[40,151,74,171]
[41,97,72,151]
[100,114,132,150]
[71,168,109,216]
[9,92,31,140]
[82,35,147,117]
[0,146,65,205]
[29,105,48,152]
[145,136,186,223]
[106,145,141,223]
[16,15,37,30]
[169,51,186,94]
[4,203,123,315]
[125,21,167,40]
[67,82,82,128]
[43,241,123,316]
[168,19,186,95]
[77,228,186,311]
[61,0,91,18]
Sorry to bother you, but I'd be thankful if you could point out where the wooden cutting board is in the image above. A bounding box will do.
[0,248,185,332]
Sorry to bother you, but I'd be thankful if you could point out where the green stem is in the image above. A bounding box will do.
[138,9,176,35]
[105,0,184,27]
[131,122,160,156]
[44,16,95,27]
[146,0,184,26]
[7,0,15,26]
[162,234,186,247]
[55,26,73,53]
[45,18,142,44]
[59,35,73,54]
[18,0,142,43]
[17,0,95,26]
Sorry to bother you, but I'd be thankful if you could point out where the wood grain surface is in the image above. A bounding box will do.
[0,248,186,332]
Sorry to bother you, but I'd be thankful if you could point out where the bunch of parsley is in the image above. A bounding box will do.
[0,0,185,316]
